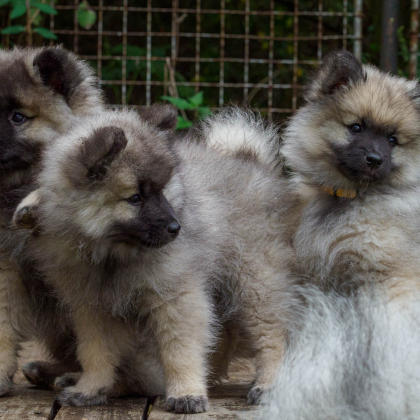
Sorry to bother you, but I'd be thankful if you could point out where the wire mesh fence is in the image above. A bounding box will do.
[1,0,363,122]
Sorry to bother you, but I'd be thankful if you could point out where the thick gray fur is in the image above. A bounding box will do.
[263,286,420,420]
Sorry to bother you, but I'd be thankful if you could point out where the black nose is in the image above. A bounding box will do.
[166,221,181,238]
[365,153,382,169]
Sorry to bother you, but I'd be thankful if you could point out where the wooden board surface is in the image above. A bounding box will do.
[0,344,263,420]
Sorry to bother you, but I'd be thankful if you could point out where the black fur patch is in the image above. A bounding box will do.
[85,126,128,181]
[33,49,83,101]
[305,50,366,101]
[333,126,393,184]
[110,190,180,248]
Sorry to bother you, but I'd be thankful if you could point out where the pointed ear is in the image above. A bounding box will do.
[138,104,178,131]
[408,82,420,109]
[78,126,128,181]
[33,47,84,101]
[304,50,366,102]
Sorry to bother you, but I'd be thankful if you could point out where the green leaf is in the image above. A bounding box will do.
[33,26,57,39]
[30,2,57,15]
[188,91,203,107]
[197,107,212,118]
[1,25,25,34]
[160,96,194,110]
[0,0,11,7]
[176,116,193,129]
[10,3,26,19]
[77,1,96,30]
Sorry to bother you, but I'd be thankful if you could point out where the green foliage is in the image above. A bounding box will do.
[10,1,26,20]
[77,1,96,30]
[1,24,24,34]
[161,91,211,130]
[0,0,58,42]
[33,26,56,39]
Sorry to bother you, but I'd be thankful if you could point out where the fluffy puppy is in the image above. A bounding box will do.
[279,50,420,294]
[261,51,420,418]
[14,106,294,411]
[0,46,103,395]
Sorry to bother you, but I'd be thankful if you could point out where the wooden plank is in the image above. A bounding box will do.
[55,397,147,420]
[0,373,55,420]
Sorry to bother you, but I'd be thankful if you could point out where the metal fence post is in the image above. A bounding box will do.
[354,0,363,61]
[380,0,400,73]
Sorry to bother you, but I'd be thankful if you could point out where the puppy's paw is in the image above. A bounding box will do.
[22,361,55,389]
[0,375,13,397]
[54,373,81,391]
[166,395,208,414]
[58,386,108,406]
[13,189,41,229]
[247,385,266,405]
[12,205,38,229]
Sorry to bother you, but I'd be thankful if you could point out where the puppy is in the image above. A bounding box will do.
[14,106,294,411]
[0,46,103,395]
[281,50,420,294]
[262,51,420,418]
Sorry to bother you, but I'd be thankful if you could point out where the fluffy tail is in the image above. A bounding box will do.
[263,286,420,420]
[200,107,280,171]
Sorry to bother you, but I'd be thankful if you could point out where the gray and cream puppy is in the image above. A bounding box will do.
[281,50,420,293]
[260,51,420,418]
[0,46,103,395]
[14,106,294,411]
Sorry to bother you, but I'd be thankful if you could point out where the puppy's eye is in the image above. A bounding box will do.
[11,112,27,125]
[349,124,362,134]
[389,136,398,146]
[127,194,141,205]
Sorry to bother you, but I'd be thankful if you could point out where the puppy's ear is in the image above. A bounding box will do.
[77,126,128,182]
[33,47,84,102]
[138,104,178,131]
[408,82,420,109]
[304,50,366,102]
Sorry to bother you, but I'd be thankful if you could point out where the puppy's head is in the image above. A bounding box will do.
[38,106,181,256]
[0,47,103,177]
[283,50,420,190]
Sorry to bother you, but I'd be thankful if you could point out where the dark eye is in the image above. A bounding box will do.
[127,194,141,205]
[349,124,362,134]
[11,112,27,125]
[389,136,398,146]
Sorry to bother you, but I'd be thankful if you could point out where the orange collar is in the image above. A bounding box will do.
[321,186,357,199]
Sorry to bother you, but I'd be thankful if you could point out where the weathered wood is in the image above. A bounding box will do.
[0,373,55,420]
[55,397,147,420]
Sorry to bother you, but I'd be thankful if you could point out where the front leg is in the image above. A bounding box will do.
[244,281,288,405]
[0,267,20,396]
[57,307,124,406]
[150,285,212,414]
